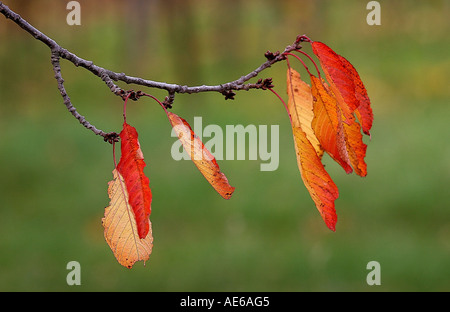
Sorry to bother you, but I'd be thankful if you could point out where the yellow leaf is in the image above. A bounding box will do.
[102,169,153,269]
[286,68,323,158]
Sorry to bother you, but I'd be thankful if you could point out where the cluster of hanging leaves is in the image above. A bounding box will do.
[103,94,234,268]
[101,35,372,268]
[102,118,153,268]
[284,35,373,231]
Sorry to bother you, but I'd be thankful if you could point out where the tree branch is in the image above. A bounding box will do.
[50,52,120,143]
[0,2,302,142]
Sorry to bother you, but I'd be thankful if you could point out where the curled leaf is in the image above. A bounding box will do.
[341,110,368,177]
[167,112,235,200]
[117,121,152,239]
[337,55,373,136]
[103,169,153,269]
[309,74,353,174]
[292,126,339,231]
[321,80,368,177]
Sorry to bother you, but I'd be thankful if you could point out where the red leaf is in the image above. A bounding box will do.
[312,42,358,122]
[341,109,368,177]
[337,55,373,135]
[312,41,373,136]
[116,121,152,239]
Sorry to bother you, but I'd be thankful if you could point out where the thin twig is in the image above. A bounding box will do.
[50,52,110,139]
[0,2,301,142]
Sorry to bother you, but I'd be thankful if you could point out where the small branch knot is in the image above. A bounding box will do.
[122,90,144,101]
[221,90,236,100]
[162,97,172,109]
[256,78,274,90]
[162,92,176,109]
[264,50,280,61]
[295,34,311,46]
[103,132,120,144]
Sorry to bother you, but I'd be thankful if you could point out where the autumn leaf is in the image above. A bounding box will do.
[116,121,152,239]
[309,74,353,174]
[341,109,368,177]
[102,119,153,268]
[286,67,339,230]
[103,169,153,269]
[320,80,368,177]
[286,67,323,158]
[309,40,372,174]
[311,41,361,124]
[167,111,235,200]
[292,126,339,231]
[337,55,373,136]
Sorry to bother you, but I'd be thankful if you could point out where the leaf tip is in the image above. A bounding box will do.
[327,223,336,232]
[221,186,235,200]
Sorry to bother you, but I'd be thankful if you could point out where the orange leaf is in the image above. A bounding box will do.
[286,68,338,230]
[167,112,235,199]
[292,126,339,231]
[311,41,359,124]
[320,79,368,176]
[286,68,323,158]
[102,169,153,269]
[117,122,152,239]
[341,109,368,177]
[309,74,353,174]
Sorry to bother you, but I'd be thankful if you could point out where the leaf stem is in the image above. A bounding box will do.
[142,93,169,116]
[295,49,322,80]
[283,52,313,76]
[123,92,133,123]
[268,88,292,125]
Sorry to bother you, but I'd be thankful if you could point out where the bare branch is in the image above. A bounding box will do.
[0,2,58,49]
[0,2,302,142]
[50,52,118,141]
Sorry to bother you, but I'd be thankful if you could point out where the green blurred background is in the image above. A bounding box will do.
[0,0,449,291]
